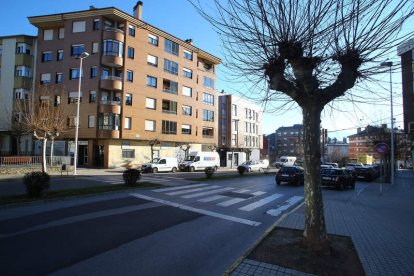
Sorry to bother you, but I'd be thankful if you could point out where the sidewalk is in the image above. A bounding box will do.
[229,170,414,275]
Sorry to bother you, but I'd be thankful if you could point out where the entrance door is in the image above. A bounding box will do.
[234,153,239,166]
[78,145,88,166]
[94,145,104,167]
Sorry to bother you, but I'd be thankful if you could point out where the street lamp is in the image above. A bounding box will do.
[73,52,89,175]
[380,61,394,185]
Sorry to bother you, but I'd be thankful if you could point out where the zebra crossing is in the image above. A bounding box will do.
[86,174,173,185]
[150,183,303,217]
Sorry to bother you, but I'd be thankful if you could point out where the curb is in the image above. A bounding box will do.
[222,200,305,276]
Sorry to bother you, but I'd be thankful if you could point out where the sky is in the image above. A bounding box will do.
[0,0,407,139]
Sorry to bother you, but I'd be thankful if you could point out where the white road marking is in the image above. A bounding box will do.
[217,191,266,207]
[182,187,234,199]
[198,195,228,203]
[266,196,304,217]
[153,183,208,192]
[129,193,261,227]
[239,193,283,211]
[167,185,220,196]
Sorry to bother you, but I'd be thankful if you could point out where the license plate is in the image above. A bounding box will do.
[357,176,364,179]
[282,174,289,177]
[322,177,330,180]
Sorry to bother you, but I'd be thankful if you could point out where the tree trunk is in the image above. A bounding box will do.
[41,138,47,173]
[50,139,54,166]
[302,104,330,253]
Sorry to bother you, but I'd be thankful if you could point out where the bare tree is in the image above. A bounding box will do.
[191,0,414,252]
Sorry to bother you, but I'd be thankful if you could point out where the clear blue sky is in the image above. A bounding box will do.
[0,0,404,139]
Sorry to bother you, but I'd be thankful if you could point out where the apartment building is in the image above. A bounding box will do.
[218,93,263,167]
[28,2,221,168]
[275,124,304,160]
[0,35,37,156]
[397,38,414,168]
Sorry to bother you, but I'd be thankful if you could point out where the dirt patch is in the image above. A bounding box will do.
[248,227,365,276]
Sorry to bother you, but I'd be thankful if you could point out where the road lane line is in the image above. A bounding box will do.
[239,193,283,211]
[182,187,234,199]
[217,191,267,207]
[266,196,304,217]
[130,193,261,227]
[153,183,208,192]
[167,185,220,196]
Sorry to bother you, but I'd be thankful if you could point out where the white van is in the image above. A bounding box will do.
[273,156,297,168]
[141,157,178,173]
[179,151,220,172]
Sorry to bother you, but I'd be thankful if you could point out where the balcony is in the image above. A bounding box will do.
[103,27,125,42]
[100,76,123,91]
[97,129,120,139]
[101,54,123,67]
[98,100,121,114]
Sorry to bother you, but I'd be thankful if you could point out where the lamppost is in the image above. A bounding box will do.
[380,61,394,185]
[73,52,89,175]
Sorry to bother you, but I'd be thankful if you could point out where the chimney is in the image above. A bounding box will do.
[185,39,193,45]
[133,1,143,20]
[357,127,361,133]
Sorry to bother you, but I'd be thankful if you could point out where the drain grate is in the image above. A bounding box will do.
[220,192,254,199]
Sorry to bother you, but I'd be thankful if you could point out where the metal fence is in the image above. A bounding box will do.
[0,156,71,167]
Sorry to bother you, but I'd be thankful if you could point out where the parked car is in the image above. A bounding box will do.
[275,166,304,186]
[353,166,377,181]
[321,168,355,190]
[238,159,269,173]
[345,163,363,171]
[321,164,333,169]
[324,162,339,168]
[141,157,178,173]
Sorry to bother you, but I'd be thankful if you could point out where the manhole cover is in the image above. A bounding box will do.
[220,192,254,199]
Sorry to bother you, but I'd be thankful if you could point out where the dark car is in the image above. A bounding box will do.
[275,166,304,186]
[321,168,355,190]
[353,166,377,181]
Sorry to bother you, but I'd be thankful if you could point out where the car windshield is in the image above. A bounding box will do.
[321,169,342,175]
[150,158,160,163]
[242,161,253,165]
[184,155,195,161]
[280,167,298,173]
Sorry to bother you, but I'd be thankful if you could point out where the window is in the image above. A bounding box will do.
[164,59,178,75]
[122,93,131,105]
[98,113,120,130]
[103,39,124,57]
[58,28,64,39]
[93,19,100,30]
[68,91,82,104]
[71,44,85,56]
[203,76,214,88]
[127,47,134,59]
[182,124,192,135]
[124,117,132,129]
[55,73,63,84]
[16,43,31,55]
[148,34,159,46]
[202,127,214,137]
[92,42,99,54]
[203,110,214,122]
[67,116,78,128]
[44,29,53,40]
[146,76,157,88]
[183,68,192,79]
[40,73,51,84]
[147,55,158,67]
[232,104,237,116]
[182,86,192,97]
[90,66,98,78]
[146,98,156,109]
[182,105,192,116]
[0,45,2,56]
[15,66,31,77]
[163,79,178,94]
[203,93,215,105]
[183,49,193,60]
[126,70,133,82]
[70,68,81,80]
[73,21,86,33]
[88,115,96,128]
[122,149,135,158]
[145,120,156,131]
[57,50,64,61]
[162,120,177,134]
[89,91,96,103]
[164,39,179,56]
[162,100,177,114]
[232,120,238,131]
[128,25,136,36]
[42,51,52,62]
[54,95,61,106]
[14,88,29,100]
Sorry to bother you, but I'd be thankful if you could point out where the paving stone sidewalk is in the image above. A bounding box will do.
[230,170,414,276]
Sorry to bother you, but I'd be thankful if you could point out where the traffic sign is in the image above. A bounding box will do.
[376,143,389,154]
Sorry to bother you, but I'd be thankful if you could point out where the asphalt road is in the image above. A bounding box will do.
[0,173,368,275]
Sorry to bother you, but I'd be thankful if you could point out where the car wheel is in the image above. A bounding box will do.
[190,166,195,172]
[259,168,263,173]
[152,167,158,173]
[248,167,252,172]
[276,180,281,185]
[214,166,218,171]
[172,167,177,173]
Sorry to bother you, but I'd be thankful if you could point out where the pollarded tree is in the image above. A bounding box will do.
[191,0,414,252]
